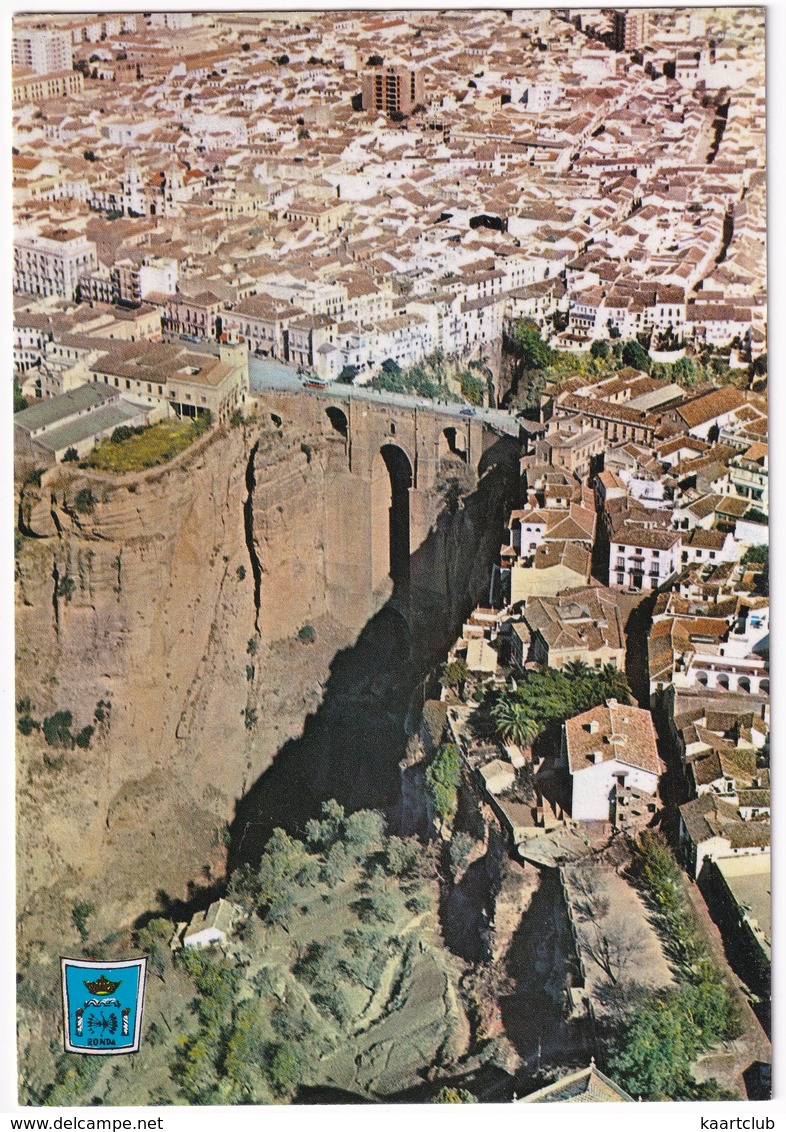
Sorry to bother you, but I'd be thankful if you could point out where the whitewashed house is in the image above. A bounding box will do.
[561,700,661,822]
[182,899,240,949]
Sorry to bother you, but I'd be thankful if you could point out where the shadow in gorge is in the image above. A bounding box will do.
[498,867,592,1070]
[227,433,521,872]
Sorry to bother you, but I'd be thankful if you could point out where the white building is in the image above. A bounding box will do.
[182,899,240,949]
[12,27,73,74]
[139,257,179,300]
[562,700,661,822]
[14,229,98,301]
[609,527,681,590]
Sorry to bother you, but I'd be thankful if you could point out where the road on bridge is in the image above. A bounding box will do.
[247,355,522,437]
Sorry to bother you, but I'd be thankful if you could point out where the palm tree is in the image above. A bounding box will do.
[600,662,630,702]
[563,659,591,679]
[492,697,539,747]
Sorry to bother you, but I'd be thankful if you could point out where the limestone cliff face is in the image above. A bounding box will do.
[16,404,517,946]
[16,418,330,940]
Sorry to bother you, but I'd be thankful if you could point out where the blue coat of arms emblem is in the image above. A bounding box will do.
[61,957,147,1054]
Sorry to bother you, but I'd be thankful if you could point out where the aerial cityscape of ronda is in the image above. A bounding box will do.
[12,5,770,1109]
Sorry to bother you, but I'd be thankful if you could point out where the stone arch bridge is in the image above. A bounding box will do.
[254,388,517,630]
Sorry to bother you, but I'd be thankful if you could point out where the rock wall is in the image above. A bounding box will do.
[16,401,519,948]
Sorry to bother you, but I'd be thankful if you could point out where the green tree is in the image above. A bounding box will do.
[441,658,468,695]
[449,831,476,873]
[673,355,696,381]
[622,339,652,372]
[13,378,27,413]
[56,574,75,603]
[305,798,345,852]
[742,544,767,566]
[43,710,74,748]
[74,487,96,514]
[590,339,610,360]
[460,371,485,405]
[266,1041,300,1097]
[343,808,385,859]
[71,901,94,942]
[320,840,351,887]
[255,828,309,911]
[135,917,174,982]
[750,353,767,377]
[223,1001,274,1103]
[426,744,463,822]
[491,697,539,747]
[512,320,553,371]
[385,835,420,877]
[368,890,399,923]
[609,996,699,1098]
[74,725,94,749]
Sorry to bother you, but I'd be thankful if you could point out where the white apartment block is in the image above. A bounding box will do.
[14,230,98,301]
[12,28,73,75]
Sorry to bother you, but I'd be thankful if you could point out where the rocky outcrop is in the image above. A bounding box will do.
[16,402,519,948]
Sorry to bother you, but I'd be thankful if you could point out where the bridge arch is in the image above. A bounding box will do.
[325,406,348,439]
[441,425,468,463]
[371,444,412,589]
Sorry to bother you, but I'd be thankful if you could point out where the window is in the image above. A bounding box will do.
[617,573,624,585]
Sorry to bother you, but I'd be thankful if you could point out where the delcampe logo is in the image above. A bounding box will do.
[60,957,147,1054]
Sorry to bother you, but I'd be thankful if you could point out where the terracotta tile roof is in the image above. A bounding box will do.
[679,793,770,849]
[565,700,660,776]
[676,387,745,429]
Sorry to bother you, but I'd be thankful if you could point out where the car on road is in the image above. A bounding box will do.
[459,407,476,416]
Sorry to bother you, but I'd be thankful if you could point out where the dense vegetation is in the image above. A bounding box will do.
[490,662,631,747]
[35,801,484,1106]
[506,320,756,416]
[425,744,463,823]
[368,351,485,406]
[15,696,108,751]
